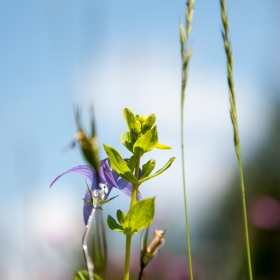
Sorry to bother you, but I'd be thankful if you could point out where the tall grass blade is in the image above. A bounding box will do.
[180,1,196,279]
[219,1,253,279]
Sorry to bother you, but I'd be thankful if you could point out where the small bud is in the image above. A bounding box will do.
[140,228,166,269]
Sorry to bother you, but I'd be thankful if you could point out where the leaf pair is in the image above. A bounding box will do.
[107,198,155,235]
[104,144,175,185]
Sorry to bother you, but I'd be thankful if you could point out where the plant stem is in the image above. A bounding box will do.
[130,156,140,208]
[238,150,253,280]
[82,207,96,280]
[123,155,141,280]
[219,0,253,279]
[180,107,194,280]
[180,1,195,279]
[138,267,144,280]
[123,234,132,280]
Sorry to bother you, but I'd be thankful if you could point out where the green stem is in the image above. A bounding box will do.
[180,1,195,279]
[123,155,141,280]
[219,0,253,278]
[123,234,132,280]
[181,102,194,280]
[130,156,140,208]
[237,150,253,280]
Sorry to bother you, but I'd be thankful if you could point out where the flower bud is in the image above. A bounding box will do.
[140,228,166,268]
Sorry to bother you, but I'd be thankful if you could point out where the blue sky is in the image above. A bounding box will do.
[0,1,279,278]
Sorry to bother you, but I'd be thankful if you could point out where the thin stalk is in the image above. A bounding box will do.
[130,156,140,208]
[219,0,253,279]
[82,207,96,280]
[123,234,132,280]
[180,1,195,279]
[99,211,108,278]
[123,155,141,280]
[138,267,144,280]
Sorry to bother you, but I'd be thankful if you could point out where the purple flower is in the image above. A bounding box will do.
[50,158,141,224]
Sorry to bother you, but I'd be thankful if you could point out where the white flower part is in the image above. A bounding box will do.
[99,183,109,199]
[92,189,99,198]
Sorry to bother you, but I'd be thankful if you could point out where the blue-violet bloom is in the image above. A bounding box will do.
[50,158,141,224]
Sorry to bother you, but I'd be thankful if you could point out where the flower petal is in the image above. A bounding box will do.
[99,158,119,188]
[115,178,142,200]
[50,165,95,188]
[83,200,93,225]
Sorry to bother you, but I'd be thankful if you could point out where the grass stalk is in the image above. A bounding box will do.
[219,1,253,279]
[180,1,195,279]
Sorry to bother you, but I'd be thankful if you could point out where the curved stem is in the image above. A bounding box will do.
[82,207,96,280]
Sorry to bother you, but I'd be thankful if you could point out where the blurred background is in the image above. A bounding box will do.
[1,0,280,279]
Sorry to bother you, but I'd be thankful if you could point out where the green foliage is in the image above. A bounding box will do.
[133,126,158,156]
[107,209,126,233]
[119,109,172,160]
[126,156,136,173]
[123,198,155,235]
[107,199,155,236]
[104,108,175,279]
[103,144,138,184]
[142,159,156,179]
[155,143,171,150]
[123,108,141,141]
[107,215,124,232]
[120,132,134,153]
[117,209,126,225]
[141,114,156,134]
[74,270,102,280]
[139,157,176,184]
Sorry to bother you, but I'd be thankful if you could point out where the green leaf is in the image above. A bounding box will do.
[123,108,141,137]
[127,155,136,172]
[74,270,102,280]
[139,157,176,184]
[133,126,158,156]
[123,198,155,235]
[100,195,118,206]
[141,114,156,134]
[120,132,134,153]
[142,159,156,179]
[117,210,126,225]
[107,215,124,232]
[155,143,171,150]
[103,144,138,184]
